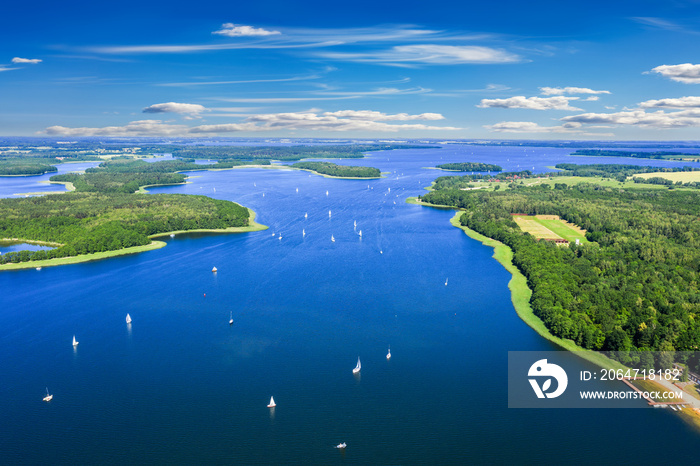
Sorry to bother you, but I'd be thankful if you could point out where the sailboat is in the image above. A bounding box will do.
[326,190,329,196]
[229,311,233,325]
[445,278,448,286]
[335,442,347,449]
[353,220,357,228]
[358,230,362,237]
[72,335,79,347]
[43,387,53,402]
[328,210,332,218]
[387,347,391,360]
[212,266,218,272]
[302,229,306,237]
[296,188,298,193]
[126,313,132,324]
[278,234,282,240]
[353,357,361,374]
[304,212,308,219]
[267,396,276,408]
[331,235,335,242]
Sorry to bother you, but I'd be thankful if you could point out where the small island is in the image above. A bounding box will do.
[434,162,502,172]
[290,161,381,178]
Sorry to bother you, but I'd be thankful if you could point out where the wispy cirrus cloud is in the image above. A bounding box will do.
[539,86,610,95]
[0,65,19,72]
[630,17,698,34]
[477,96,582,111]
[43,110,460,136]
[12,57,42,64]
[158,74,321,87]
[648,63,700,84]
[319,44,520,66]
[212,23,281,37]
[211,86,432,103]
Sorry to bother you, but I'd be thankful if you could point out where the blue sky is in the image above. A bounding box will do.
[2,0,700,139]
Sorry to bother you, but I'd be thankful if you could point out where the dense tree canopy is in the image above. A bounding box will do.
[291,161,381,178]
[0,193,250,264]
[435,162,502,172]
[421,183,700,366]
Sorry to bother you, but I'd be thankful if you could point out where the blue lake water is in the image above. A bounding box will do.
[1,145,700,464]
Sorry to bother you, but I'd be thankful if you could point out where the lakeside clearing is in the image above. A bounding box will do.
[512,215,588,244]
[634,171,700,183]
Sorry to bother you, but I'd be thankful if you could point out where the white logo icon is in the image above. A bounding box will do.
[528,359,568,399]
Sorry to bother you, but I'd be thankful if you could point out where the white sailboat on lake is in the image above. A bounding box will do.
[353,357,361,374]
[43,387,53,402]
[358,230,362,237]
[304,212,308,219]
[387,347,391,359]
[229,311,233,325]
[331,235,335,242]
[445,278,448,286]
[328,209,332,218]
[126,313,132,324]
[267,396,276,408]
[72,335,79,347]
[302,229,306,237]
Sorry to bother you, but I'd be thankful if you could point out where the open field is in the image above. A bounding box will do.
[634,171,700,183]
[512,215,588,244]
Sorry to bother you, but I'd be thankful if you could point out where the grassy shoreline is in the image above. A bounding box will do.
[447,210,624,370]
[409,193,624,370]
[0,208,267,271]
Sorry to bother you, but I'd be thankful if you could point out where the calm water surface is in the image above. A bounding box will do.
[1,145,699,464]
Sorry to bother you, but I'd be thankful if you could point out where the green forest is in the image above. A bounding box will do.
[435,162,502,172]
[421,182,700,369]
[0,159,59,176]
[291,161,381,178]
[0,193,250,264]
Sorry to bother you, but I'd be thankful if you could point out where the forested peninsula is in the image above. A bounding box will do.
[290,161,381,178]
[419,181,700,371]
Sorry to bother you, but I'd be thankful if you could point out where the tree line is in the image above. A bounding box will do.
[0,192,250,264]
[420,183,700,370]
[291,161,381,178]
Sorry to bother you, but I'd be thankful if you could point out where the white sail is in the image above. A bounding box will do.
[73,335,79,346]
[229,311,233,325]
[43,387,53,402]
[354,220,357,228]
[328,210,331,218]
[326,190,329,196]
[302,229,306,237]
[304,212,308,219]
[353,357,361,374]
[296,188,298,193]
[331,235,335,242]
[212,266,218,272]
[387,347,391,359]
[126,313,132,324]
[445,278,448,286]
[336,442,347,449]
[358,230,362,237]
[267,396,276,408]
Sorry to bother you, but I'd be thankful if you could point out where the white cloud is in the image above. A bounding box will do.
[43,110,459,136]
[562,109,700,128]
[142,102,208,116]
[322,110,444,121]
[319,44,520,66]
[0,66,19,72]
[11,57,42,64]
[484,121,612,136]
[477,96,582,111]
[212,23,281,37]
[639,96,700,108]
[649,63,700,84]
[539,86,611,95]
[584,96,599,101]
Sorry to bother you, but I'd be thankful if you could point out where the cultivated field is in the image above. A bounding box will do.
[512,215,588,244]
